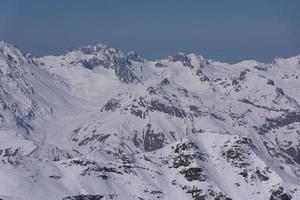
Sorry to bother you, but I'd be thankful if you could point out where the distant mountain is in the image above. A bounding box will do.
[0,41,300,200]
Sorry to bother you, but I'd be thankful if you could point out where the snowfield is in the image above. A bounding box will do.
[0,41,300,200]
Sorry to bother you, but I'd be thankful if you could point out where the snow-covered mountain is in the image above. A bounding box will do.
[0,41,300,200]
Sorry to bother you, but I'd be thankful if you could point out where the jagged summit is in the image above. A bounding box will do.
[0,42,300,200]
[0,41,28,65]
[0,41,25,58]
[65,43,125,59]
[41,43,140,84]
[127,51,143,62]
[0,41,14,49]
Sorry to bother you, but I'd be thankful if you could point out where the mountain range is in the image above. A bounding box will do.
[0,41,300,200]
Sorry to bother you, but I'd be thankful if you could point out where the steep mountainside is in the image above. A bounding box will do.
[0,41,299,200]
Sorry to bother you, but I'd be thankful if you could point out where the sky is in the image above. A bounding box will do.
[0,0,299,63]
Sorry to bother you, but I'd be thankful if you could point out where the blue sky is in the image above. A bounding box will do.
[0,0,299,63]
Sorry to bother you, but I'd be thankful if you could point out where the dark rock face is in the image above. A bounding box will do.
[263,137,300,166]
[101,98,120,112]
[276,87,285,97]
[78,134,110,146]
[80,58,100,70]
[49,175,61,179]
[78,45,105,55]
[166,141,232,200]
[180,167,207,182]
[127,51,143,62]
[254,65,268,71]
[267,79,275,86]
[75,45,138,83]
[81,165,122,176]
[143,124,165,152]
[130,107,145,119]
[0,55,40,135]
[148,100,187,118]
[28,146,80,162]
[269,187,292,200]
[189,105,208,118]
[222,138,255,179]
[160,78,170,86]
[171,142,205,168]
[263,142,295,165]
[155,62,166,68]
[15,115,34,135]
[223,145,251,168]
[114,64,137,83]
[239,98,288,112]
[147,87,161,95]
[258,112,300,134]
[210,113,226,122]
[284,145,300,165]
[63,195,104,200]
[230,69,250,92]
[125,95,188,119]
[170,53,193,68]
[132,131,142,148]
[255,169,270,181]
[239,69,249,81]
[196,69,210,82]
[0,147,20,157]
[185,188,232,200]
[172,152,194,168]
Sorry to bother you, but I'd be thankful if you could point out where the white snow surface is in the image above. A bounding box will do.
[0,41,300,200]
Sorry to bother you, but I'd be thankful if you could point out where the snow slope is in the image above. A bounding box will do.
[0,41,300,200]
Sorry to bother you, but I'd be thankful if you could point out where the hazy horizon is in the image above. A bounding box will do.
[1,0,299,63]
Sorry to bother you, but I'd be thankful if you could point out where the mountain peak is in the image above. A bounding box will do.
[127,51,143,62]
[0,41,28,66]
[0,40,11,48]
[77,43,108,54]
[1,41,300,200]
[0,41,21,54]
[65,43,123,57]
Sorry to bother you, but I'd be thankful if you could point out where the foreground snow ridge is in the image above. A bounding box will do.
[0,41,300,200]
